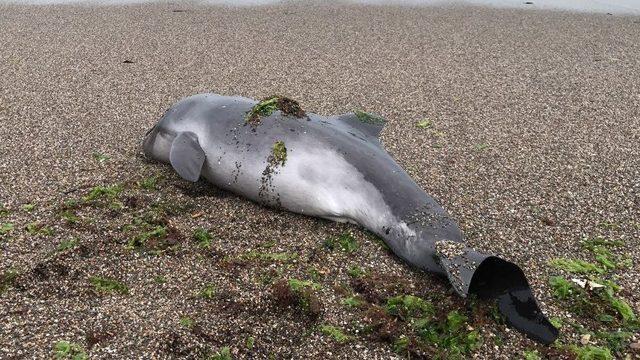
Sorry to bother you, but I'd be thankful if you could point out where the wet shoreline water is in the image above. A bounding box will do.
[1,0,639,15]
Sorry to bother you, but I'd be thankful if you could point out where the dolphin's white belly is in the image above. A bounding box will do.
[202,140,396,232]
[275,145,392,227]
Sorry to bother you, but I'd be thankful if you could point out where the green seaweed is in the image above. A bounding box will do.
[324,232,358,253]
[0,223,14,235]
[179,316,194,329]
[210,346,232,360]
[604,292,636,323]
[342,296,364,308]
[319,325,351,343]
[385,295,434,320]
[84,184,123,201]
[595,330,634,354]
[272,141,287,166]
[245,336,255,350]
[549,258,604,274]
[54,340,87,360]
[288,278,320,292]
[63,198,81,209]
[581,237,623,250]
[393,335,410,354]
[92,151,110,163]
[138,175,161,190]
[60,210,80,224]
[307,267,322,281]
[89,276,129,295]
[247,97,279,121]
[523,349,542,360]
[547,234,638,358]
[569,345,612,360]
[415,310,481,357]
[127,225,167,250]
[549,317,563,329]
[347,265,366,278]
[193,228,213,249]
[417,119,432,129]
[0,269,19,294]
[549,276,576,299]
[57,238,78,252]
[353,110,386,125]
[580,237,627,270]
[550,275,636,327]
[273,278,323,316]
[197,284,216,300]
[241,251,298,263]
[246,95,305,124]
[26,222,54,236]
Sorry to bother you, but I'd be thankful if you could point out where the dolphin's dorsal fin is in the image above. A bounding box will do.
[170,132,205,182]
[336,111,386,139]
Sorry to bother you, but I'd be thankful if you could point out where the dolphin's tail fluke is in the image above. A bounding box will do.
[435,240,559,344]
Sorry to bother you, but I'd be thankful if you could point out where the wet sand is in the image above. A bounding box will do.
[0,2,639,359]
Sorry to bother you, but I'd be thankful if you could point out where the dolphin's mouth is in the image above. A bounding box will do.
[144,123,157,137]
[139,124,157,160]
[435,241,559,344]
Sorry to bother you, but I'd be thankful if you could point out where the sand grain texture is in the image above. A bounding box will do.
[0,2,639,359]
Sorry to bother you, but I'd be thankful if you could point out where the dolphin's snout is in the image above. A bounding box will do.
[141,125,157,159]
[142,125,174,164]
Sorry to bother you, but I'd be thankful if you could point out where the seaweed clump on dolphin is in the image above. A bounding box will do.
[245,95,306,125]
[142,93,559,345]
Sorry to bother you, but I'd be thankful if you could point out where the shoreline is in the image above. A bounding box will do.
[1,0,640,16]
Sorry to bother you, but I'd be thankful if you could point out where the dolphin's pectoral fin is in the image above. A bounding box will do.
[435,241,559,345]
[336,112,385,139]
[169,132,205,182]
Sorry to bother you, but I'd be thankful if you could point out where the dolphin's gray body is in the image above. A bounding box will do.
[143,93,558,344]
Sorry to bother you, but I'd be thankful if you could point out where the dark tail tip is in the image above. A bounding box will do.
[469,257,559,345]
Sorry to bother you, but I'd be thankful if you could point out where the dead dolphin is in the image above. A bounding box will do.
[143,94,559,344]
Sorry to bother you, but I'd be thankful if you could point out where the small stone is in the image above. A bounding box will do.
[580,334,591,345]
[572,278,587,288]
[587,280,604,289]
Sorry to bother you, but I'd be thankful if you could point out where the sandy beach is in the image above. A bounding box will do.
[1,2,639,358]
